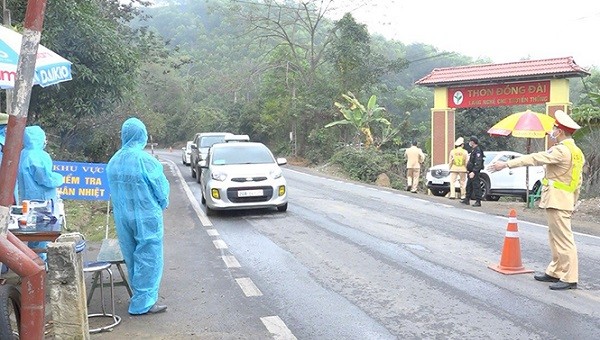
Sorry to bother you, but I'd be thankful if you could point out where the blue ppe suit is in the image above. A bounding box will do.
[18,126,64,260]
[106,118,170,315]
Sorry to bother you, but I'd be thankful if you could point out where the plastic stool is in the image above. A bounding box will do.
[84,261,121,333]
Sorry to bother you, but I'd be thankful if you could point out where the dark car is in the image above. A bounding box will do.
[190,132,233,182]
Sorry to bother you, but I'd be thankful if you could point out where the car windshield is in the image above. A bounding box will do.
[200,135,227,148]
[212,145,275,165]
[484,151,498,166]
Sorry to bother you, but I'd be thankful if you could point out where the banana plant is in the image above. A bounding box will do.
[326,92,390,148]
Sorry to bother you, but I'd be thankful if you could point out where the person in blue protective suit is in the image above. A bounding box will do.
[0,112,8,168]
[106,117,170,315]
[18,125,64,261]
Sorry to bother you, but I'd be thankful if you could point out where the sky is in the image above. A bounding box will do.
[335,0,600,68]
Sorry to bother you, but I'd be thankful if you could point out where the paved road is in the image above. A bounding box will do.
[89,149,600,339]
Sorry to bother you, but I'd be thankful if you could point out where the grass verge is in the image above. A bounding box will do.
[62,200,116,242]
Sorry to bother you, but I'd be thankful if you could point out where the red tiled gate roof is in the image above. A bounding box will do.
[415,56,590,87]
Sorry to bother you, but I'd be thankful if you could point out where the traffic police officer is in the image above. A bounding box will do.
[461,136,485,206]
[404,140,425,193]
[448,137,468,199]
[488,110,584,290]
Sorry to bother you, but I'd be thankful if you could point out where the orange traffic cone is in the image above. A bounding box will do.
[488,209,534,275]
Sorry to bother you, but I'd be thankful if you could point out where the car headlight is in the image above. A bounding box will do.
[211,171,227,181]
[270,168,283,179]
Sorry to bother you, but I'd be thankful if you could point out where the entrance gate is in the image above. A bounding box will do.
[415,56,589,166]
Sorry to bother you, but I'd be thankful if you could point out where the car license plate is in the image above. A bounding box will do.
[431,179,444,185]
[237,189,263,197]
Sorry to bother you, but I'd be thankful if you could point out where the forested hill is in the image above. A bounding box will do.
[3,0,597,169]
[129,0,481,160]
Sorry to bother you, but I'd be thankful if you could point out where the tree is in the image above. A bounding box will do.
[327,13,370,94]
[326,92,389,148]
[228,0,344,155]
[5,0,150,161]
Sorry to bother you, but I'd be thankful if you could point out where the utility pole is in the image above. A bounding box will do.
[0,1,49,339]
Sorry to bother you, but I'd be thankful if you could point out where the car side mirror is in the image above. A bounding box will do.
[277,157,287,166]
[199,160,208,168]
[191,144,197,150]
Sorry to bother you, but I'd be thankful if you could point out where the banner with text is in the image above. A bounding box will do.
[448,81,551,108]
[53,161,109,201]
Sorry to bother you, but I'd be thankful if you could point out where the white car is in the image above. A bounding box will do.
[426,151,545,201]
[199,142,288,214]
[181,141,193,165]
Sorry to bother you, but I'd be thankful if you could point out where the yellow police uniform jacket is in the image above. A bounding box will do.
[405,146,425,169]
[506,139,584,211]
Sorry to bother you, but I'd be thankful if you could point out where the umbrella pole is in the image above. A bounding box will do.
[525,138,531,207]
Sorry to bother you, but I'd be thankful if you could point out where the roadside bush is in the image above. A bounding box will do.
[329,146,431,191]
[304,127,341,164]
[331,147,390,182]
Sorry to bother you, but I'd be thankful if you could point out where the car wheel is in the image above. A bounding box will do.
[277,203,288,212]
[431,189,449,197]
[0,284,21,339]
[480,177,490,200]
[487,195,501,201]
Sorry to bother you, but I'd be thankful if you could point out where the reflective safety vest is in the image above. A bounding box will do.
[541,140,584,193]
[452,147,466,166]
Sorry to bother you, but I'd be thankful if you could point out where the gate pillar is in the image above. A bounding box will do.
[546,79,572,148]
[431,87,455,166]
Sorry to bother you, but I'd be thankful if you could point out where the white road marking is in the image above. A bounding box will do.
[163,159,212,227]
[260,316,297,340]
[206,229,219,236]
[222,255,241,268]
[235,277,263,297]
[212,240,228,249]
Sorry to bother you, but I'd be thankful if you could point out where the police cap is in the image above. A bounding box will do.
[554,110,581,134]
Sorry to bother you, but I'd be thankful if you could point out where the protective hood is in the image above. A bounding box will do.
[121,117,148,150]
[23,125,46,150]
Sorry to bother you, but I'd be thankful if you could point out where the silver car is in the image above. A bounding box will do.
[181,141,192,165]
[199,142,288,214]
